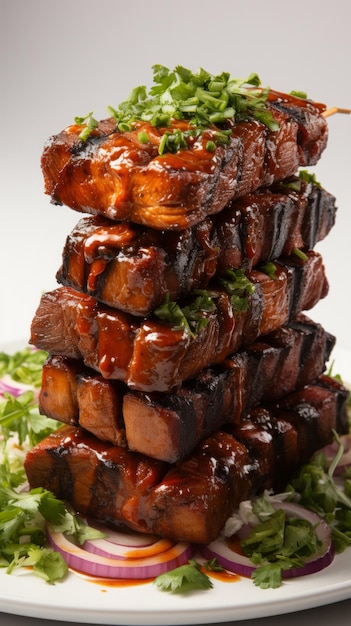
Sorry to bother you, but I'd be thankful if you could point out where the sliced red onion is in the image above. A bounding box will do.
[47,525,194,579]
[0,379,25,397]
[83,535,174,560]
[200,501,334,579]
[320,434,351,474]
[0,376,40,401]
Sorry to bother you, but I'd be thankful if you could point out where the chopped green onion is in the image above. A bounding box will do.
[259,261,279,280]
[75,65,281,150]
[74,112,98,142]
[218,269,256,312]
[293,248,308,261]
[290,90,308,99]
[154,291,216,338]
[206,141,216,152]
[298,169,321,187]
[138,131,150,144]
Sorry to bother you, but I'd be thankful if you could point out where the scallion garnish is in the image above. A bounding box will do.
[258,261,279,280]
[298,169,321,187]
[290,90,308,99]
[154,291,216,338]
[293,248,308,261]
[75,65,280,150]
[218,269,256,312]
[137,131,150,144]
[74,112,98,142]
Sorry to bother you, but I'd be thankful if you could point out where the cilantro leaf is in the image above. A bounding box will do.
[7,547,68,584]
[0,347,103,582]
[154,559,213,593]
[50,512,106,546]
[240,509,286,557]
[0,348,47,388]
[0,389,60,446]
[239,493,325,588]
[251,563,283,589]
[286,443,351,553]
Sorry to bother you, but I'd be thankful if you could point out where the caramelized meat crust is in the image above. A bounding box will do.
[24,375,349,544]
[38,315,335,462]
[56,177,336,315]
[41,93,328,230]
[30,251,329,392]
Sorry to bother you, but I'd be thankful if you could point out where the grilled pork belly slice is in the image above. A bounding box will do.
[30,251,328,392]
[123,317,335,462]
[56,177,336,316]
[24,375,349,544]
[41,94,328,230]
[39,315,334,462]
[267,377,347,461]
[39,356,126,447]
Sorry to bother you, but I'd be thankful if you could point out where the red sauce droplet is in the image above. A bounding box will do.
[78,572,154,588]
[207,568,241,583]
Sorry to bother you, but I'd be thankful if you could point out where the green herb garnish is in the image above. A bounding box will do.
[0,347,47,388]
[286,432,351,553]
[292,248,308,261]
[218,268,256,312]
[0,390,59,449]
[0,485,105,583]
[0,348,104,583]
[258,261,278,280]
[298,169,321,187]
[74,111,99,142]
[76,65,279,148]
[154,272,255,336]
[154,558,214,593]
[154,291,216,338]
[137,131,150,144]
[239,495,323,589]
[290,90,308,99]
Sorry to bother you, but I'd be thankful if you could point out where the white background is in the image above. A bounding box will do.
[1,0,350,358]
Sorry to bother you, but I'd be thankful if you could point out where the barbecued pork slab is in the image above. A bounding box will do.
[41,93,328,230]
[56,176,336,315]
[38,315,335,462]
[24,375,349,544]
[30,251,329,392]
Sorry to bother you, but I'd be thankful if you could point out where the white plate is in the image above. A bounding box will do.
[0,343,350,625]
[0,548,350,625]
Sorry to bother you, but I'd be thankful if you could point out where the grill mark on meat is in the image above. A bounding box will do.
[24,375,349,544]
[41,94,328,231]
[30,251,329,392]
[56,178,336,316]
[38,315,335,462]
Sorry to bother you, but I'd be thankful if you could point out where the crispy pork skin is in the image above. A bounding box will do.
[24,375,349,544]
[38,316,334,461]
[56,178,336,315]
[41,94,328,230]
[30,251,329,392]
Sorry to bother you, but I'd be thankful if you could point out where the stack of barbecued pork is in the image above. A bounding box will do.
[25,84,349,545]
